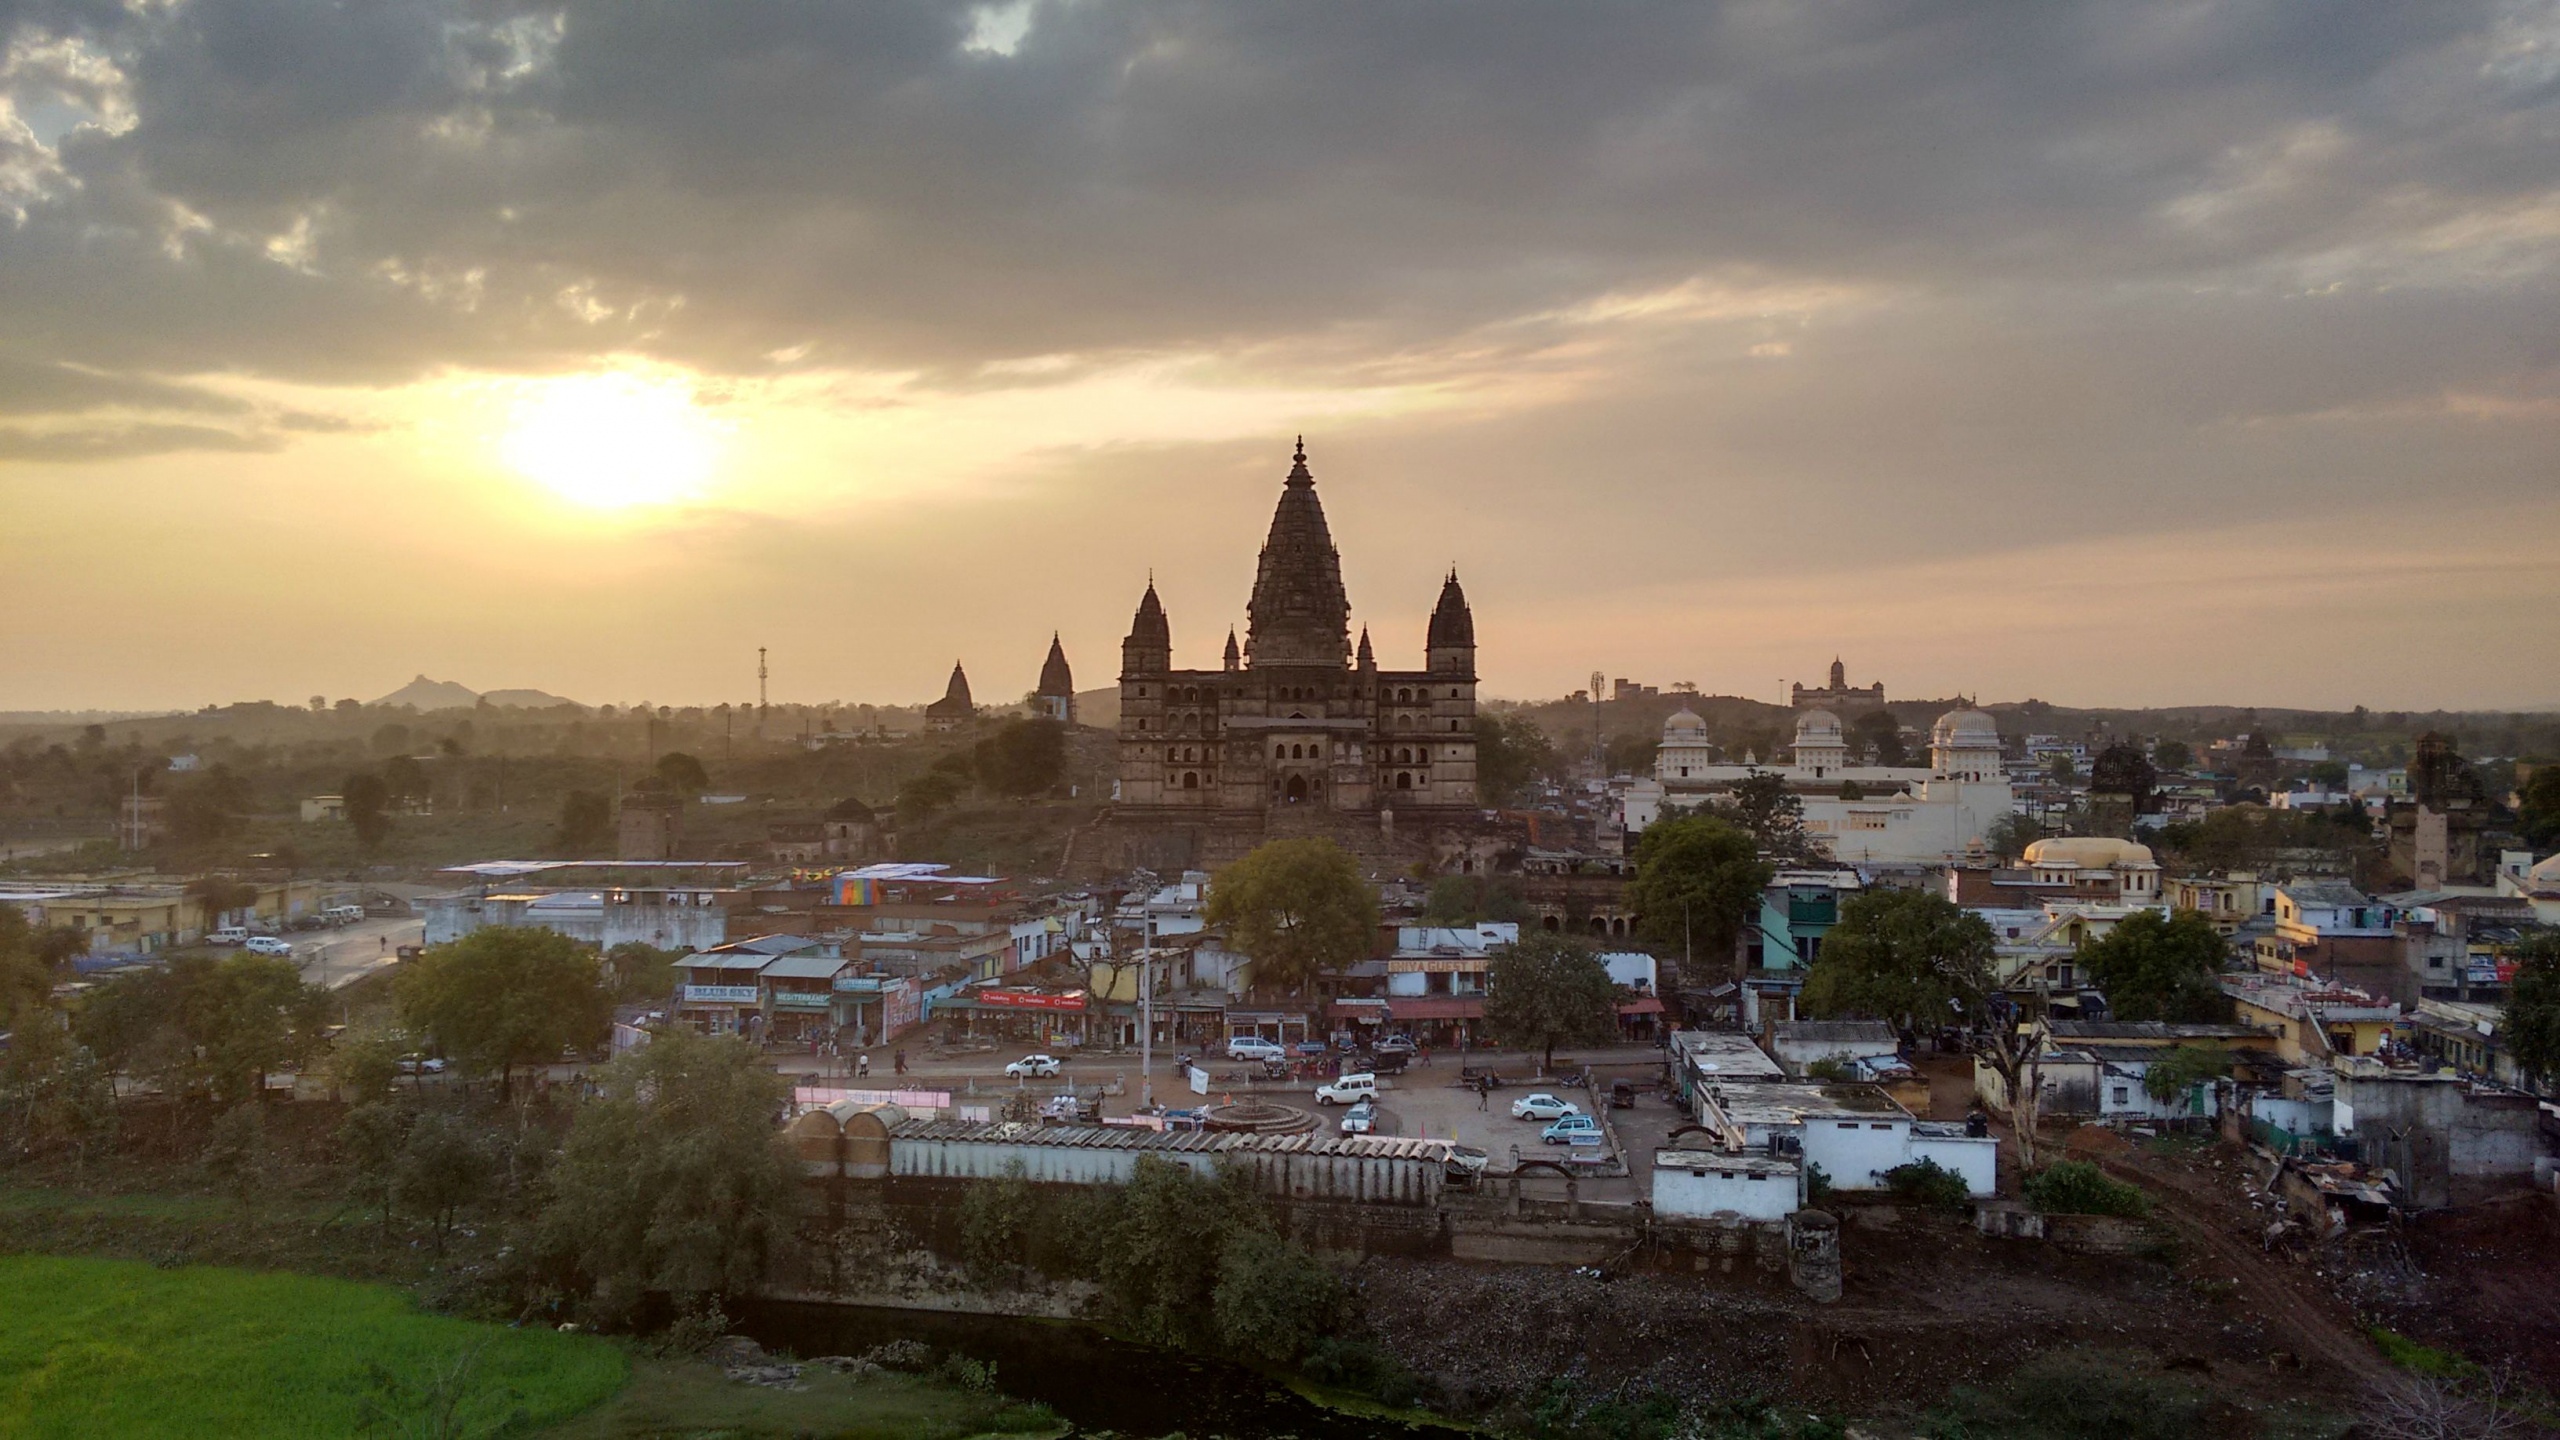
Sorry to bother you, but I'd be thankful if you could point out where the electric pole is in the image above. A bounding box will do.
[756,647,769,740]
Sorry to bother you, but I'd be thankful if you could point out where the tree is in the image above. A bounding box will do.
[1974,1011,2051,1170]
[2517,765,2560,849]
[1482,934,1621,1074]
[1213,1227,1346,1365]
[395,928,610,1101]
[185,875,259,932]
[1985,812,2045,864]
[340,1101,408,1241]
[653,751,710,796]
[2506,933,2560,1087]
[1708,771,1815,861]
[1204,839,1379,994]
[381,754,429,804]
[1602,730,1658,778]
[2152,739,2193,772]
[1627,815,1771,962]
[2307,759,2350,789]
[602,941,684,1006]
[79,952,328,1106]
[971,719,1066,797]
[2088,742,2157,813]
[1078,1155,1277,1351]
[165,764,252,845]
[556,790,612,854]
[2078,908,2231,1022]
[1802,889,1994,1035]
[324,1020,412,1105]
[343,771,393,849]
[534,1030,797,1326]
[895,770,965,827]
[2047,753,2079,785]
[395,1111,495,1255]
[1473,713,1561,805]
[2141,1043,2231,1106]
[1851,710,1905,767]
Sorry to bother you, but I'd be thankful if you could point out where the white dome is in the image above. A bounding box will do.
[1663,707,1707,735]
[1932,708,1999,748]
[2024,836,2156,870]
[1794,708,1843,741]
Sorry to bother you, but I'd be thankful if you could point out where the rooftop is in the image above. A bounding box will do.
[1705,1080,1911,1126]
[888,1117,1456,1161]
[1655,1150,1800,1175]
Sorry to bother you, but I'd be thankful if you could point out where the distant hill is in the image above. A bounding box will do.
[368,676,582,711]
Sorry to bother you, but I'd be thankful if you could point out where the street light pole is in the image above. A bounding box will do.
[1139,945,1154,1110]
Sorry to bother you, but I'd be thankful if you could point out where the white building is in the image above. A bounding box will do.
[1386,922,1518,999]
[1621,707,2014,866]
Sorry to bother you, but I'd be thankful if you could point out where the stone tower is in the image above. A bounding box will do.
[1244,439,1353,669]
[1034,633,1075,724]
[924,661,974,731]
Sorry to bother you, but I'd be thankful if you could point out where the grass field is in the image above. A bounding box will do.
[0,1255,626,1438]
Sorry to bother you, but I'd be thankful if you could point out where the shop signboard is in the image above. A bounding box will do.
[683,984,759,1005]
[978,989,1085,1012]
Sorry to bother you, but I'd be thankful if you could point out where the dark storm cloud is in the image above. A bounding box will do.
[2,0,2552,390]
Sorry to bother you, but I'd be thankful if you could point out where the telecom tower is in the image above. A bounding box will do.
[756,647,769,738]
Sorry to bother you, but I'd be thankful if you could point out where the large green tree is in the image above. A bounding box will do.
[395,928,610,1100]
[1627,814,1772,963]
[534,1030,798,1326]
[342,771,393,849]
[1204,839,1379,994]
[2077,908,2231,1022]
[1709,771,1816,861]
[556,790,613,855]
[1420,874,1525,926]
[971,718,1067,797]
[76,952,328,1106]
[653,751,711,796]
[1473,712,1561,806]
[1482,934,1621,1073]
[1802,889,1995,1034]
[2506,932,2560,1087]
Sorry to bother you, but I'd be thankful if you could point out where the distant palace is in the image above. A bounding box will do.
[1116,441,1479,816]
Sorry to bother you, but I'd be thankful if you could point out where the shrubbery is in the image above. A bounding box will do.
[1884,1158,1972,1212]
[2022,1160,2149,1218]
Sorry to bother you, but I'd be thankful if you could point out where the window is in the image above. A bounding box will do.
[1836,1122,1858,1130]
[1870,1123,1892,1131]
[2111,1087,2129,1105]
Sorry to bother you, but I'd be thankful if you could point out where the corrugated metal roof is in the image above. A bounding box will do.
[759,954,850,979]
[887,1117,1454,1160]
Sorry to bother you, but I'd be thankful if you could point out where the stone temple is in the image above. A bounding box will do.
[1115,440,1479,818]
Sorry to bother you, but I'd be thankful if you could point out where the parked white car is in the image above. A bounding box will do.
[1510,1092,1583,1122]
[1338,1100,1378,1135]
[243,935,294,957]
[1225,1036,1287,1062]
[1005,1054,1063,1079]
[1314,1073,1377,1106]
[207,926,250,946]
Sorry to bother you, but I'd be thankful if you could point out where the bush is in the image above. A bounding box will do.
[2022,1161,2149,1218]
[1804,1162,1833,1206]
[1884,1158,1972,1212]
[1302,1336,1428,1409]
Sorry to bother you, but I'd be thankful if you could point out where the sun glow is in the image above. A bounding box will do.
[498,373,722,508]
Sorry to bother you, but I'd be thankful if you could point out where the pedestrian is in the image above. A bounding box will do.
[893,1049,907,1076]
[378,936,387,954]
[1477,1081,1489,1111]
[857,1053,872,1078]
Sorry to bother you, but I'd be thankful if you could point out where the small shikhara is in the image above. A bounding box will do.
[1116,440,1478,814]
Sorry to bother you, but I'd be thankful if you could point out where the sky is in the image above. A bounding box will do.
[1,1,2556,714]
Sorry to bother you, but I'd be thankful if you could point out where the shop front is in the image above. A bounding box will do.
[1224,1009,1315,1047]
[931,987,1094,1047]
[1385,995,1484,1049]
[678,983,761,1036]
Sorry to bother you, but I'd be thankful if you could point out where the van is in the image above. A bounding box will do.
[1314,1072,1377,1106]
[208,926,250,946]
[1226,1036,1287,1063]
[323,904,365,925]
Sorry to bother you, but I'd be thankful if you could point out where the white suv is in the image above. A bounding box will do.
[1314,1073,1377,1106]
[1226,1036,1287,1062]
[243,936,294,957]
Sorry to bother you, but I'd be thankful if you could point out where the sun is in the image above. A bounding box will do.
[499,373,722,508]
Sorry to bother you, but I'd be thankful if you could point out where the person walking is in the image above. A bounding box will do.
[857,1053,872,1079]
[893,1049,907,1076]
[1477,1081,1489,1111]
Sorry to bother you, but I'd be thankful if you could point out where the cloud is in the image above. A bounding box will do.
[0,421,282,461]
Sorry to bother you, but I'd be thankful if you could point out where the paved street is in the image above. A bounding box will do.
[291,914,424,991]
